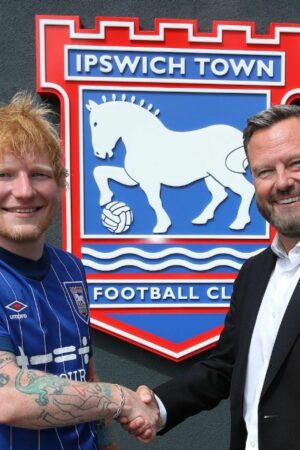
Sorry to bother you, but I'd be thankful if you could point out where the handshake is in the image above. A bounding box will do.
[117,385,163,443]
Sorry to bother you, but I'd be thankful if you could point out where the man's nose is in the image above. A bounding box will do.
[275,168,294,191]
[12,173,34,198]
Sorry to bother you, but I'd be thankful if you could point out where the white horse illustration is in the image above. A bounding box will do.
[86,95,254,233]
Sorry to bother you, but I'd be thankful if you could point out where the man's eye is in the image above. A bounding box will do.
[291,160,300,168]
[256,169,271,179]
[32,172,50,178]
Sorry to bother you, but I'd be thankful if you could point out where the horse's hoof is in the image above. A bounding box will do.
[192,214,212,225]
[100,197,113,207]
[153,222,171,233]
[229,218,250,230]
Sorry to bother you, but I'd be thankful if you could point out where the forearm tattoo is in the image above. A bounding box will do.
[0,353,14,388]
[15,369,69,406]
[15,369,118,426]
[0,373,9,387]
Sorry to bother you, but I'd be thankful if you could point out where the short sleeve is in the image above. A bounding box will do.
[0,335,15,353]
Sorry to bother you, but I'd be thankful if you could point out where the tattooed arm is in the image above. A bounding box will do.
[87,360,120,450]
[0,350,159,437]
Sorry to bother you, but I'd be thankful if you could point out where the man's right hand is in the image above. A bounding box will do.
[118,385,162,443]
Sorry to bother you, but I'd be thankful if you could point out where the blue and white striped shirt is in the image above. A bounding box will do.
[0,244,97,450]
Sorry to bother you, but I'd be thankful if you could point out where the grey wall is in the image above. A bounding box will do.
[1,1,299,448]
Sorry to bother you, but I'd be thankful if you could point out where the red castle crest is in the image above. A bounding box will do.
[36,16,300,360]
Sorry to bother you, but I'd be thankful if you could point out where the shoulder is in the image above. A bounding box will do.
[235,245,276,286]
[45,244,85,272]
[242,245,275,270]
[46,243,80,261]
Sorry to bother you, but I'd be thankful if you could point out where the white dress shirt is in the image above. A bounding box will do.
[243,235,300,449]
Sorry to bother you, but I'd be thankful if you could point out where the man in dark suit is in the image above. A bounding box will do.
[120,104,300,450]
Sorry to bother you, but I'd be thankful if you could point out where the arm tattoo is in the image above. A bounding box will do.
[15,370,119,426]
[15,369,69,406]
[0,373,9,387]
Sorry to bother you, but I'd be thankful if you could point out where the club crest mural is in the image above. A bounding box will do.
[36,16,300,360]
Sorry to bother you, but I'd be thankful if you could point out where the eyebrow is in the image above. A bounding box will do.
[0,164,54,173]
[30,164,54,171]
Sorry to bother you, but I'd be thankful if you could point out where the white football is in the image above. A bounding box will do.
[101,201,133,234]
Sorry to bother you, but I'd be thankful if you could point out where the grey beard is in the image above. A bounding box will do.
[257,200,300,238]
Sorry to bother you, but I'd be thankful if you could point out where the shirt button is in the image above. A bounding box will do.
[250,441,256,448]
[272,311,276,318]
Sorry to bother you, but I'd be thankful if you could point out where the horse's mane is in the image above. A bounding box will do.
[101,93,160,117]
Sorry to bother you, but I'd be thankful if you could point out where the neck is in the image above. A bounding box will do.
[278,234,300,254]
[0,237,45,260]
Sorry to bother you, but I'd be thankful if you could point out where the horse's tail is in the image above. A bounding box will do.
[225,146,248,174]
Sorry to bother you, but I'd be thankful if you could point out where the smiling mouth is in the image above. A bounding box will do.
[3,207,42,213]
[276,196,300,205]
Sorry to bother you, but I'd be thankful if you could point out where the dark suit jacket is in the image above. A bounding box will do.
[155,246,300,450]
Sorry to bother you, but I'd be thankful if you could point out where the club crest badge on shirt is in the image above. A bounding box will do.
[64,282,89,323]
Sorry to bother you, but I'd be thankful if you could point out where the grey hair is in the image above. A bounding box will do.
[243,104,300,156]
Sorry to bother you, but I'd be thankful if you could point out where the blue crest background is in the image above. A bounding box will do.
[81,88,267,237]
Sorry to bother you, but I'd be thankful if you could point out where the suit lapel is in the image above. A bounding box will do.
[234,248,277,405]
[261,277,300,397]
[239,248,277,363]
